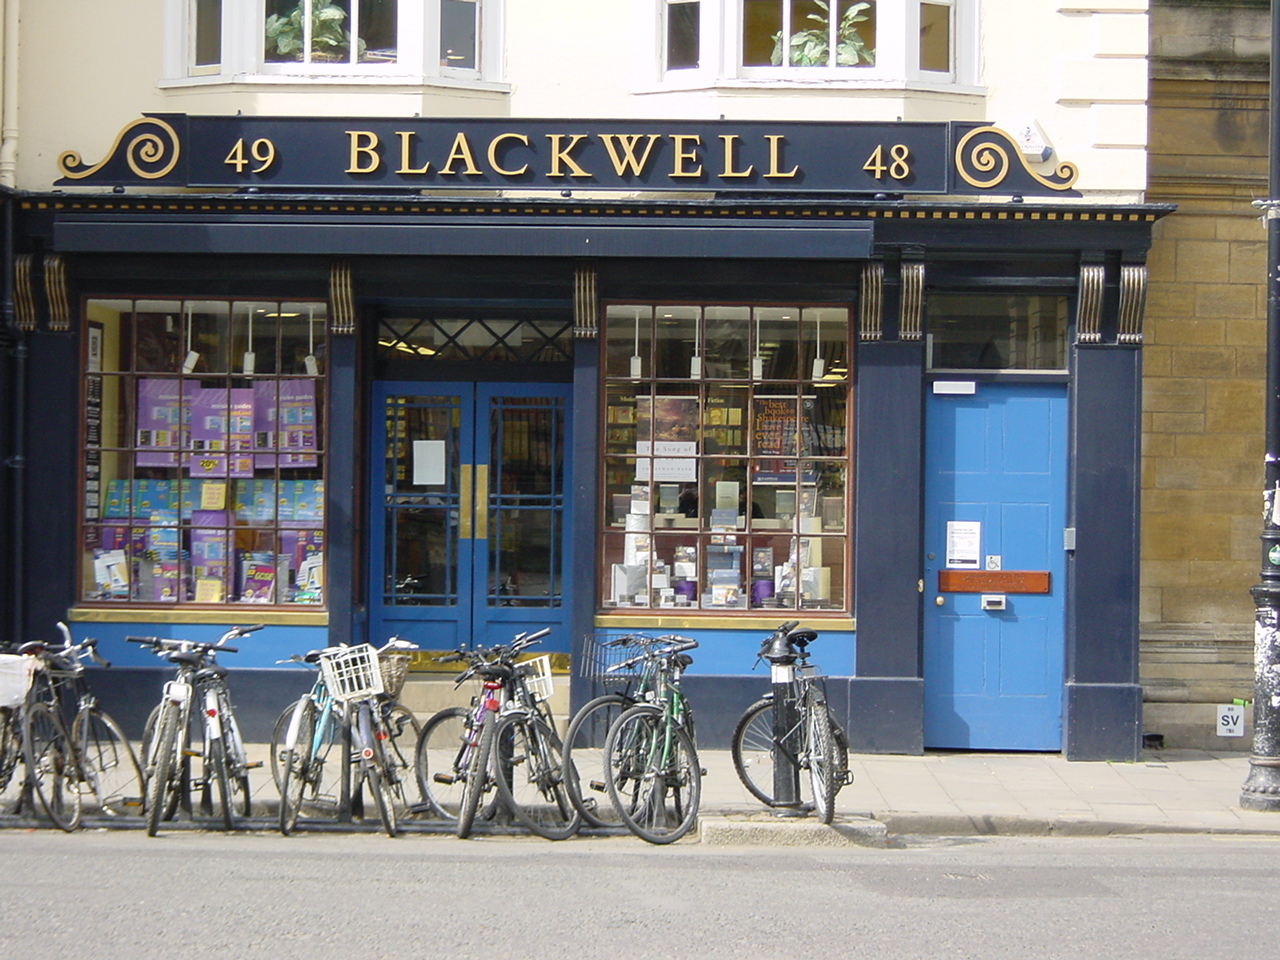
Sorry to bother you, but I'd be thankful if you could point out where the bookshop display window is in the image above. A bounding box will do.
[80,298,327,607]
[602,303,850,612]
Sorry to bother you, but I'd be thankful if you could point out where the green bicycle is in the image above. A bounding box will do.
[603,636,701,845]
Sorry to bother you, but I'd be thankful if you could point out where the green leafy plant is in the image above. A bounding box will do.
[771,1,875,67]
[265,3,365,61]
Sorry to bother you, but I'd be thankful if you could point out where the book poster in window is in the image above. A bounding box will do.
[255,380,318,469]
[636,396,697,482]
[135,378,181,467]
[753,396,797,458]
[188,388,254,478]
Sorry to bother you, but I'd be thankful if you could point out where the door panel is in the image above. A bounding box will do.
[923,383,1066,750]
[369,382,572,651]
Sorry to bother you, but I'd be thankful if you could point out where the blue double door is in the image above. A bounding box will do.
[922,383,1068,751]
[368,381,573,651]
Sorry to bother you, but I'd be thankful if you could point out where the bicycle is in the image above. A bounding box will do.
[15,623,144,831]
[0,649,34,814]
[130,624,262,835]
[276,637,420,836]
[415,627,578,840]
[561,633,667,829]
[729,621,852,824]
[603,635,702,845]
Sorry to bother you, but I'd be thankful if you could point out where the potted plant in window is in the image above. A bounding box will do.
[772,1,875,67]
[265,3,365,62]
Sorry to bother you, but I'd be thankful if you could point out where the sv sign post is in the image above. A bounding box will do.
[55,115,1081,198]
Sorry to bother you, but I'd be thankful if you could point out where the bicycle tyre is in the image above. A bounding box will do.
[562,694,632,829]
[144,700,182,836]
[278,697,317,835]
[0,707,21,797]
[805,691,838,825]
[270,697,306,793]
[605,704,701,845]
[208,734,236,830]
[457,708,496,839]
[381,701,420,811]
[72,708,144,818]
[493,712,580,840]
[415,706,471,820]
[730,697,785,807]
[22,702,82,831]
[220,705,253,821]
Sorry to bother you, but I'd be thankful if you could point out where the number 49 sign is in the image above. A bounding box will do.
[1218,703,1246,738]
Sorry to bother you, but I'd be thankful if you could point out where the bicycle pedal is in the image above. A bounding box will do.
[699,767,707,776]
[182,749,202,758]
[433,772,458,785]
[243,761,264,770]
[589,780,606,793]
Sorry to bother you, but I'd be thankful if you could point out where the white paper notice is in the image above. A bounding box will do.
[412,440,446,486]
[946,521,982,569]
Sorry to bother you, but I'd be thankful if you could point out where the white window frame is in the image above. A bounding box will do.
[650,0,978,92]
[161,0,506,89]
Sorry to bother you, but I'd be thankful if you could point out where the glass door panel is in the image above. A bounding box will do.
[370,382,571,651]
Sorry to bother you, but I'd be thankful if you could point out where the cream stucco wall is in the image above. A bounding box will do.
[15,0,1149,198]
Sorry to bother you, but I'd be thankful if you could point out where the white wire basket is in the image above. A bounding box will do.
[0,655,34,710]
[517,655,554,702]
[318,644,384,702]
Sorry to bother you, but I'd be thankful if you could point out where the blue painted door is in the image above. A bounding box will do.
[369,382,573,652]
[922,383,1067,750]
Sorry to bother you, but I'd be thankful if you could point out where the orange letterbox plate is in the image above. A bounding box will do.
[937,570,1051,594]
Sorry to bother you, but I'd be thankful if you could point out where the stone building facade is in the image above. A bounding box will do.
[1143,0,1269,748]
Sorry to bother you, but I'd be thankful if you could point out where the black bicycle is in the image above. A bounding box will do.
[17,623,144,830]
[729,621,851,824]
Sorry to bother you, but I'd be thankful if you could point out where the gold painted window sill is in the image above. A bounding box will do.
[68,606,329,627]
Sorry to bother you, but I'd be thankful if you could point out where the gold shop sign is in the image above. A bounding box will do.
[56,115,1079,197]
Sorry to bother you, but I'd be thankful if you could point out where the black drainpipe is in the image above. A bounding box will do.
[2,194,23,640]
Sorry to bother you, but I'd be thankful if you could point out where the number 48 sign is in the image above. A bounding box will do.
[1218,703,1246,738]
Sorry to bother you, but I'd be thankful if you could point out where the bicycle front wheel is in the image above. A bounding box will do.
[270,697,306,793]
[605,705,701,845]
[415,706,470,820]
[22,702,82,831]
[562,694,631,829]
[805,691,838,824]
[0,707,22,801]
[494,712,580,841]
[457,709,496,839]
[278,697,317,835]
[144,700,183,836]
[72,708,144,818]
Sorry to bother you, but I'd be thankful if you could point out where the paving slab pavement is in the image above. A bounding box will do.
[12,743,1280,844]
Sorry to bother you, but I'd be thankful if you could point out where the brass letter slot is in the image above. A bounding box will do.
[937,570,1050,594]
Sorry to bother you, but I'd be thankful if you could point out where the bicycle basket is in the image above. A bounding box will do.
[580,634,648,684]
[318,644,385,702]
[517,655,554,702]
[378,651,411,698]
[0,655,34,709]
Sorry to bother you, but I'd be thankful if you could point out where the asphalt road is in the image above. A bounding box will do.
[1,831,1275,960]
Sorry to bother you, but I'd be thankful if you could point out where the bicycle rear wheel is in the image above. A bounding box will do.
[605,705,700,845]
[562,694,631,829]
[494,712,580,840]
[22,702,82,831]
[731,697,789,807]
[457,709,496,839]
[72,708,144,818]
